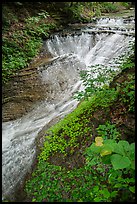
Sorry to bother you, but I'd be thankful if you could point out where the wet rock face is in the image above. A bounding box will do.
[2,57,52,122]
[2,74,44,122]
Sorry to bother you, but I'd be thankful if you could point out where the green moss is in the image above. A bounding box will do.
[38,87,118,162]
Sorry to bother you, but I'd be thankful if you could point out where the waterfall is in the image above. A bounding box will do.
[2,16,135,200]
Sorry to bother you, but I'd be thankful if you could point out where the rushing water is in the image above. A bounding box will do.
[2,16,135,200]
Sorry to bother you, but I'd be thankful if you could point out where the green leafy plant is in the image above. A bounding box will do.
[119,41,135,71]
[85,137,135,201]
[25,11,50,25]
[100,2,118,13]
[96,121,120,141]
[85,137,135,170]
[74,64,118,101]
[38,107,90,161]
[120,78,135,112]
[2,10,57,84]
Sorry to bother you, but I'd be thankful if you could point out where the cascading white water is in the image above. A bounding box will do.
[2,17,135,200]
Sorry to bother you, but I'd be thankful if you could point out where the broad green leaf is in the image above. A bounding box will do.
[112,143,125,156]
[131,160,135,170]
[102,155,111,164]
[100,144,113,156]
[110,154,131,170]
[94,197,102,202]
[129,143,135,152]
[32,198,36,202]
[100,150,111,157]
[104,139,117,145]
[118,140,130,151]
[104,140,118,153]
[100,188,110,198]
[87,143,102,154]
[129,186,135,193]
[114,183,123,188]
[128,151,135,161]
[126,143,135,162]
[110,191,118,198]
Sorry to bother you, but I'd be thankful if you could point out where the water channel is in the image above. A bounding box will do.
[2,16,135,200]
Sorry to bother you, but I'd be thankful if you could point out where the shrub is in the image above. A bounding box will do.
[85,137,135,201]
[100,2,119,13]
[2,11,57,84]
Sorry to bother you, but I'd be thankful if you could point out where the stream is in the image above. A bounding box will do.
[2,16,135,200]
